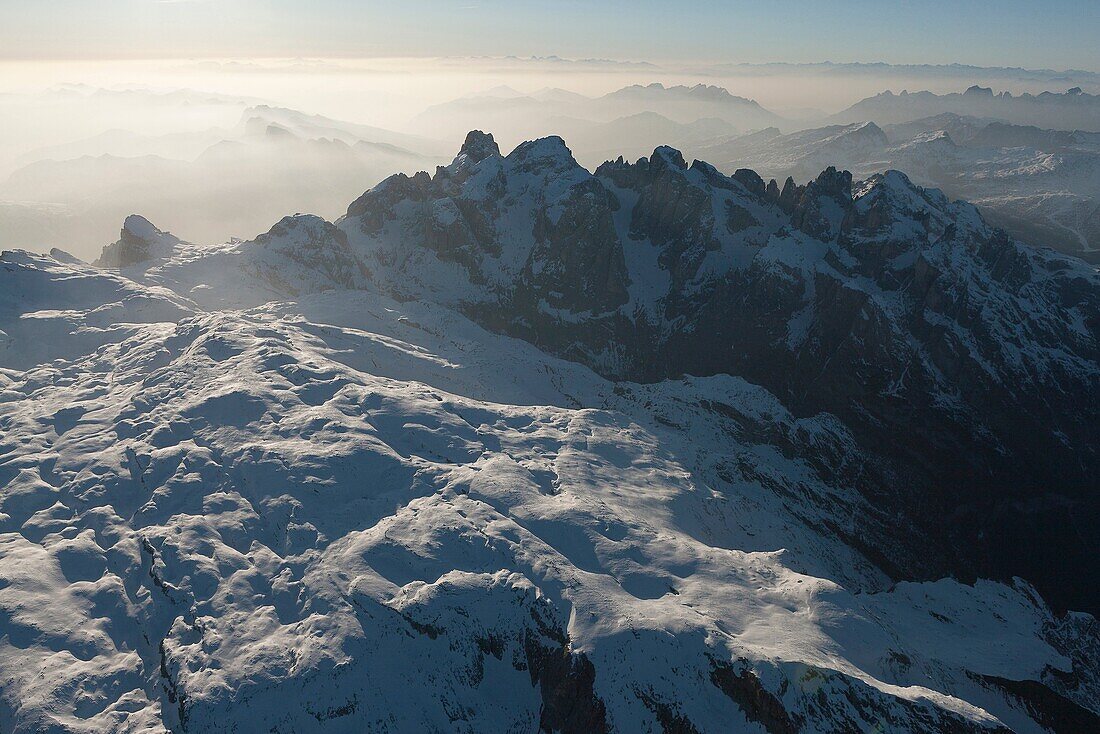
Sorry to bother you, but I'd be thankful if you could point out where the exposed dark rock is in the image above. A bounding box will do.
[636,691,703,734]
[790,166,854,239]
[765,178,781,202]
[974,674,1100,732]
[346,171,434,225]
[709,661,799,734]
[732,168,767,197]
[521,178,630,314]
[458,129,501,164]
[526,633,608,734]
[777,176,804,213]
[1042,612,1100,716]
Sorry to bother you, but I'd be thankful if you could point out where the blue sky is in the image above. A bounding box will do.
[1,0,1097,70]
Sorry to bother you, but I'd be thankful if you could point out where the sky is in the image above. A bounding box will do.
[1,0,1098,71]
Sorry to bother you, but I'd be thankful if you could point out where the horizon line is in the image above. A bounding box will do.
[0,55,1097,76]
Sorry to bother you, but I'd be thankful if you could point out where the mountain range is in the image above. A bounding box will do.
[6,80,1100,267]
[695,116,1100,262]
[834,86,1100,132]
[410,83,782,146]
[2,131,1098,732]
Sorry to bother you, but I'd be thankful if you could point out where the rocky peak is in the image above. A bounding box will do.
[456,129,500,164]
[506,135,579,174]
[789,166,854,240]
[686,83,737,100]
[650,145,688,171]
[765,178,781,201]
[851,169,969,245]
[964,85,995,97]
[248,214,369,293]
[95,215,182,269]
[595,146,691,189]
[808,166,854,200]
[732,168,767,198]
[345,171,435,224]
[122,214,167,242]
[255,214,348,250]
[777,176,805,213]
[850,120,889,145]
[688,159,744,195]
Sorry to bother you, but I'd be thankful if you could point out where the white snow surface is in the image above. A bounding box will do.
[0,243,1089,733]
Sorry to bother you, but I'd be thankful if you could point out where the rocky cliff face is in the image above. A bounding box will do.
[336,132,1100,615]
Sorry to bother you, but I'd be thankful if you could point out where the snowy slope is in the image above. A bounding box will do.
[0,247,192,370]
[1,132,1099,733]
[2,261,1096,733]
[91,214,371,311]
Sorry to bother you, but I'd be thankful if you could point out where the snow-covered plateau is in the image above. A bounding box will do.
[1,132,1098,733]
